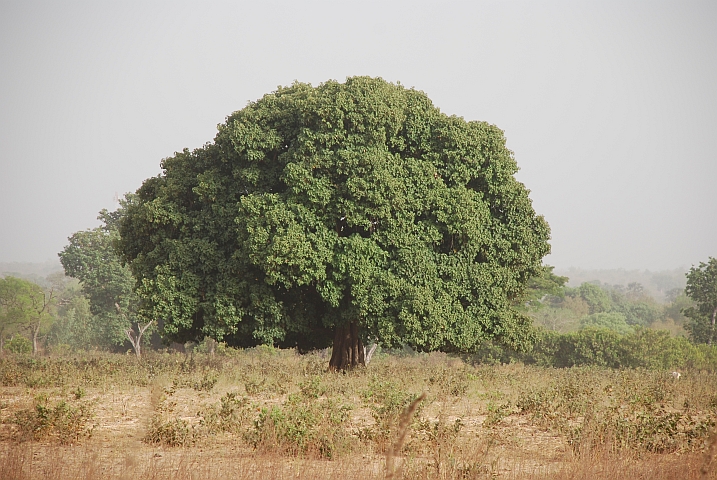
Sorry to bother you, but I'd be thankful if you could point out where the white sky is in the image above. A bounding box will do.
[1,1,715,270]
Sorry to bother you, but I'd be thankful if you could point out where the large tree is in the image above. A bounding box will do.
[118,77,551,369]
[684,257,717,344]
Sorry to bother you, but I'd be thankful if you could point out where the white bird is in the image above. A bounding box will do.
[671,371,681,379]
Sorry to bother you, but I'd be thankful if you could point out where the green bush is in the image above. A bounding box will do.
[531,328,623,368]
[6,336,32,354]
[579,312,633,335]
[199,391,251,434]
[525,327,717,371]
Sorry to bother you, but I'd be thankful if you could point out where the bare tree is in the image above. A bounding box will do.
[364,341,378,366]
[115,303,153,359]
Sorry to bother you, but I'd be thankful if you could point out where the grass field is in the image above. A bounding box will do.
[1,347,716,479]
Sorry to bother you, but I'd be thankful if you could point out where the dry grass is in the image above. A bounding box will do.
[1,348,716,479]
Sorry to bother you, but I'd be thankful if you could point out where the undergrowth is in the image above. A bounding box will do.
[10,394,95,444]
[1,348,716,474]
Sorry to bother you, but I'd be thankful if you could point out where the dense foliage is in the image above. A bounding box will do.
[472,327,717,370]
[528,278,679,335]
[0,277,38,352]
[117,77,552,364]
[3,268,716,373]
[684,257,717,344]
[58,199,141,348]
[0,276,55,354]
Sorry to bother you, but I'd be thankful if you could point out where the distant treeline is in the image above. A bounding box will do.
[1,263,714,372]
[556,267,686,302]
[526,277,691,338]
[471,328,717,371]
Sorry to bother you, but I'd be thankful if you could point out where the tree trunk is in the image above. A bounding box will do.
[328,322,365,371]
[126,320,154,359]
[364,342,378,366]
[206,337,216,356]
[710,307,717,346]
[32,324,39,356]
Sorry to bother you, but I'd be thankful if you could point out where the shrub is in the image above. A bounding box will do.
[173,371,219,392]
[527,328,717,371]
[244,376,288,396]
[531,328,623,368]
[483,402,512,427]
[515,368,714,454]
[360,377,420,450]
[11,394,95,444]
[570,407,714,454]
[199,391,251,434]
[298,375,326,399]
[410,416,464,467]
[426,366,469,397]
[144,384,194,447]
[247,394,353,458]
[0,361,26,386]
[6,336,32,355]
[145,416,193,447]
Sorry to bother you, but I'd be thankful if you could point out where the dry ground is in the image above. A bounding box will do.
[1,348,716,479]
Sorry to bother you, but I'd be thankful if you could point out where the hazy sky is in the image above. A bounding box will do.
[1,1,715,270]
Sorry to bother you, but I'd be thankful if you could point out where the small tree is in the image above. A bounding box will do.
[573,283,612,315]
[59,196,140,349]
[27,284,54,355]
[0,277,55,355]
[684,257,717,344]
[116,303,153,359]
[49,293,94,350]
[0,277,31,354]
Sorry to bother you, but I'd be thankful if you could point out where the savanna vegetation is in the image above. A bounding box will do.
[1,348,716,479]
[2,77,717,478]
